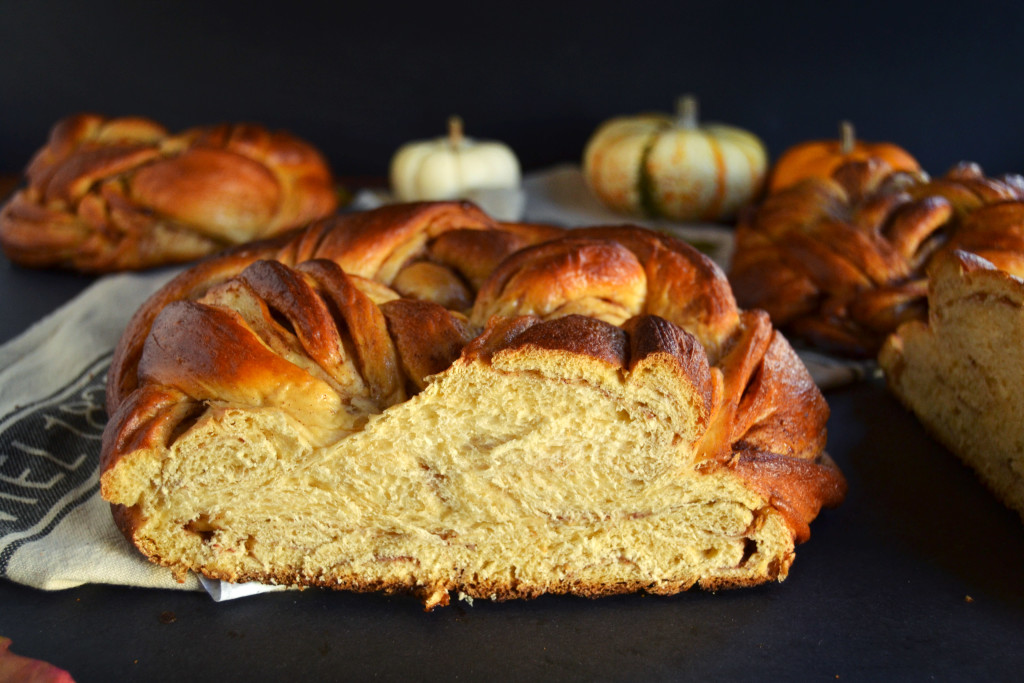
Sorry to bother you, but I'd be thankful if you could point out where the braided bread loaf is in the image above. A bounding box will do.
[729,159,1024,357]
[100,201,845,609]
[880,250,1024,521]
[0,113,338,272]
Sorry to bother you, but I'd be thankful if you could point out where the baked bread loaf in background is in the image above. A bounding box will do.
[729,159,1024,357]
[0,113,338,272]
[100,201,845,609]
[880,249,1024,522]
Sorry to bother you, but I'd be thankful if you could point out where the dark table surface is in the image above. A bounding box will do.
[2,253,1024,682]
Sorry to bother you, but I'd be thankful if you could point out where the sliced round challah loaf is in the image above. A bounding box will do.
[100,201,845,608]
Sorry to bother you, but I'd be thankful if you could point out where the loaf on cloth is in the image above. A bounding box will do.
[0,113,338,272]
[880,249,1024,522]
[729,159,1024,357]
[100,201,845,609]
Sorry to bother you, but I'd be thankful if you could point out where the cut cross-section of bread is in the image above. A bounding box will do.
[880,249,1024,521]
[100,202,846,608]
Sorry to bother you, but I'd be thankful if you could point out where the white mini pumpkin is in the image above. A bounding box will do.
[390,117,523,220]
[583,95,767,223]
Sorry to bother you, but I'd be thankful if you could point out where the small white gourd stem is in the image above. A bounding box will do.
[839,120,856,154]
[675,94,699,129]
[448,116,464,149]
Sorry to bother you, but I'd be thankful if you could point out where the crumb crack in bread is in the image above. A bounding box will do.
[100,201,845,608]
[0,113,338,272]
[880,249,1024,522]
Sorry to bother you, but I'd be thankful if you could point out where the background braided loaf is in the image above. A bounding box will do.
[729,159,1024,357]
[0,113,338,272]
[100,201,845,609]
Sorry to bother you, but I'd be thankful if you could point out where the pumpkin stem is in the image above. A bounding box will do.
[675,94,699,129]
[448,116,464,147]
[839,120,856,154]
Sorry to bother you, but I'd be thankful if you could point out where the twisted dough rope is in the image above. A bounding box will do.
[105,201,562,411]
[0,113,338,272]
[730,159,1024,357]
[102,201,844,545]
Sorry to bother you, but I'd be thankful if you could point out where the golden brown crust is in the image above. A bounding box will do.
[471,237,648,328]
[716,450,847,544]
[100,201,843,606]
[100,384,195,477]
[279,200,498,276]
[498,313,630,368]
[380,299,473,390]
[117,528,786,603]
[943,201,1024,275]
[139,299,345,417]
[730,159,1024,357]
[125,552,786,604]
[105,238,291,413]
[571,226,741,359]
[699,310,829,462]
[106,202,562,415]
[296,259,405,406]
[0,113,337,272]
[624,314,712,398]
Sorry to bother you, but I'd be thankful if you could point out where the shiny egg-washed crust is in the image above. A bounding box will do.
[101,201,845,607]
[0,113,338,272]
[105,201,562,411]
[729,159,1024,357]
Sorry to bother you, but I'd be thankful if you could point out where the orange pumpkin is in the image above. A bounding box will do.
[767,121,920,193]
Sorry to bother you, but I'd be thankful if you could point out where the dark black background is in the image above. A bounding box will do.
[4,1,1024,179]
[4,3,1024,681]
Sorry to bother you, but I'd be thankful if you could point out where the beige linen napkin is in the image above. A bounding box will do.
[0,268,201,592]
